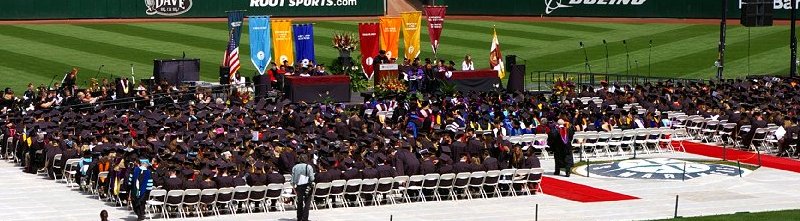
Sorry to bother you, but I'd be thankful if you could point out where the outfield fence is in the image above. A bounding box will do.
[0,0,386,20]
[437,0,800,19]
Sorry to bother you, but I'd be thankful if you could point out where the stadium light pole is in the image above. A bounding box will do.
[716,0,727,80]
[791,0,798,77]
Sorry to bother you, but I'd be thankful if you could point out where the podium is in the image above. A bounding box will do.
[374,63,399,85]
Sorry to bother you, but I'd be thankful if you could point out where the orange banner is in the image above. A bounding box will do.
[271,19,295,66]
[379,17,402,60]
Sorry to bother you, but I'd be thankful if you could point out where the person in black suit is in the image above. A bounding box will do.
[375,156,396,178]
[453,154,471,174]
[547,119,574,177]
[163,167,184,191]
[419,154,436,175]
[247,162,268,186]
[482,152,499,171]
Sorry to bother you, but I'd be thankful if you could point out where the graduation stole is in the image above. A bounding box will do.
[122,80,129,94]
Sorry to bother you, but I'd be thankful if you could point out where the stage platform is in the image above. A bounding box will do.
[1,145,800,221]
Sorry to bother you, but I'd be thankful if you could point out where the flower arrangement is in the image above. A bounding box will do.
[375,75,407,96]
[332,32,358,52]
[552,77,576,96]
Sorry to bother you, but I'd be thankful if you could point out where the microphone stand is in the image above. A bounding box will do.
[603,40,609,74]
[648,40,653,78]
[623,40,630,76]
[580,42,591,74]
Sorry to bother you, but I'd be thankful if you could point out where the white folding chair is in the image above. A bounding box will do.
[94,171,109,200]
[311,182,332,210]
[164,190,185,219]
[214,187,235,215]
[232,186,251,214]
[182,189,202,217]
[467,171,486,199]
[198,189,219,217]
[526,168,544,195]
[63,159,80,186]
[532,134,550,159]
[328,180,347,207]
[248,185,268,213]
[498,169,516,197]
[375,177,395,205]
[391,176,409,204]
[50,154,63,181]
[145,189,167,220]
[452,172,471,200]
[421,174,441,202]
[343,179,363,207]
[264,183,284,211]
[597,132,612,157]
[406,175,425,202]
[359,178,378,206]
[511,169,531,196]
[437,173,456,201]
[483,170,502,198]
[280,183,296,210]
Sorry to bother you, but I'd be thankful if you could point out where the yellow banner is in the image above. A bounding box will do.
[271,20,295,66]
[379,17,402,60]
[400,11,422,60]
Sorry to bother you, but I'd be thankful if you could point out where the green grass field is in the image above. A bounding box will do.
[0,19,797,92]
[655,209,800,221]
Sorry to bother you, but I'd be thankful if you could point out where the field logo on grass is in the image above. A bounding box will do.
[545,0,646,14]
[145,0,193,16]
[585,158,750,180]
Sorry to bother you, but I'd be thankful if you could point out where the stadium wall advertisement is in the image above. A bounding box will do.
[439,0,800,19]
[0,0,385,20]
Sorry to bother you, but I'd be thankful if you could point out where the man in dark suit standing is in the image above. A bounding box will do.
[547,119,574,177]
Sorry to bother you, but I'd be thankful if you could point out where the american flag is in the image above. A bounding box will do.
[223,30,240,82]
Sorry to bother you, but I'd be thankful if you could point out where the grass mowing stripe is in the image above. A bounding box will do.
[17,24,235,80]
[530,25,710,72]
[128,23,230,40]
[443,22,570,42]
[75,24,226,52]
[0,48,104,89]
[499,21,615,33]
[553,25,735,74]
[0,64,57,91]
[652,28,788,77]
[525,24,691,57]
[683,37,793,78]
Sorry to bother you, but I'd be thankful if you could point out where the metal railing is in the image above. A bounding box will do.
[528,71,706,92]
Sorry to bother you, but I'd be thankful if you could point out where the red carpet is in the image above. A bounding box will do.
[680,141,800,173]
[541,177,639,202]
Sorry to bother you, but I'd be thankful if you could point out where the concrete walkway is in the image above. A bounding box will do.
[1,151,799,221]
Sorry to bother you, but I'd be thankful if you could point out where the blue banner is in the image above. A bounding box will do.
[292,24,315,67]
[227,11,244,46]
[249,16,271,75]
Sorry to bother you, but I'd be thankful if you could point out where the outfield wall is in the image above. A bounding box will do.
[0,0,385,20]
[439,0,800,19]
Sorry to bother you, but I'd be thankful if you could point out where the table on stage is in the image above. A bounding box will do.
[436,69,501,92]
[284,75,351,103]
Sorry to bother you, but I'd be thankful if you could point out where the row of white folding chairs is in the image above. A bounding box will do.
[571,128,687,160]
[309,168,544,210]
[147,183,293,219]
[506,134,550,159]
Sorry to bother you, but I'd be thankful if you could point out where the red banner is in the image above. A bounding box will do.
[359,23,381,79]
[424,6,447,54]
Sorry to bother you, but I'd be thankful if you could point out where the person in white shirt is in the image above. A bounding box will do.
[461,54,474,71]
